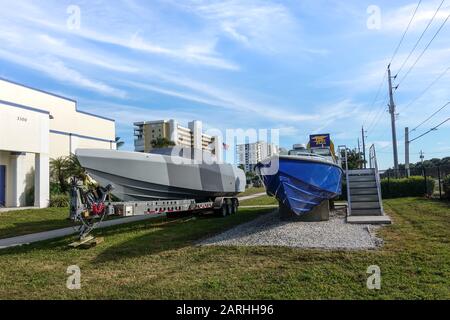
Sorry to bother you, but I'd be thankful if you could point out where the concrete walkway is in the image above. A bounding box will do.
[238,192,267,201]
[0,214,165,250]
[0,193,268,250]
[0,206,36,213]
[240,205,278,209]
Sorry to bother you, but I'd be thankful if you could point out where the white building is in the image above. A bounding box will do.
[134,119,223,162]
[0,78,116,208]
[236,141,279,172]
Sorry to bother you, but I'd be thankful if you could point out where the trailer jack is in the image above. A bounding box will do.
[68,178,112,248]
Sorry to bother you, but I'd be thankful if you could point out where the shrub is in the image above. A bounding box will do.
[50,182,63,195]
[338,176,434,200]
[337,180,348,201]
[49,194,70,208]
[381,176,434,199]
[443,174,450,200]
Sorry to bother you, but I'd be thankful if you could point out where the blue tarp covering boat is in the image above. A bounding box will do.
[256,155,343,215]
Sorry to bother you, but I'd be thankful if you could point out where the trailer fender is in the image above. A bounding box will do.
[213,197,225,210]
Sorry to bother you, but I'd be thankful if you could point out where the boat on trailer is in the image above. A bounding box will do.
[69,147,246,244]
[256,135,343,215]
[75,147,246,202]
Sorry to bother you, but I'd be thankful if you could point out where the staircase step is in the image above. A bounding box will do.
[351,201,380,209]
[348,175,376,182]
[351,194,379,202]
[347,169,375,175]
[347,215,391,224]
[350,188,378,195]
[350,208,383,216]
[349,181,377,188]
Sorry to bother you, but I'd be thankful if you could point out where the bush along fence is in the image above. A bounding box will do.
[339,165,450,200]
[380,165,450,200]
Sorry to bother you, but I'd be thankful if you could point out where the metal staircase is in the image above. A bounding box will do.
[339,144,391,224]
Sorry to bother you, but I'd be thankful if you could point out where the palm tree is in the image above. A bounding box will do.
[151,137,176,148]
[50,157,70,193]
[115,137,125,149]
[66,154,90,185]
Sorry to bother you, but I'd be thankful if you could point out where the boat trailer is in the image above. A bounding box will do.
[68,178,239,248]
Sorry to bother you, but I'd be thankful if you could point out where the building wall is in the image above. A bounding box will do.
[0,151,13,206]
[49,133,71,159]
[142,121,171,152]
[0,78,116,207]
[0,79,115,154]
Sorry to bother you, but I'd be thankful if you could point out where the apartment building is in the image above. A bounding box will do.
[133,119,223,162]
[236,141,279,172]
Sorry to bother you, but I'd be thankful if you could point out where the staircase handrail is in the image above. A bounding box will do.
[369,144,384,214]
[338,145,351,216]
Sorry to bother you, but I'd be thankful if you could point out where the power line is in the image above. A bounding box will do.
[409,117,450,143]
[399,66,450,113]
[366,93,389,135]
[363,70,387,128]
[395,0,444,76]
[390,0,423,65]
[397,10,450,87]
[363,1,421,129]
[411,101,450,132]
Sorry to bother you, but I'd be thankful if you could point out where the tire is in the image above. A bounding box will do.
[230,202,237,215]
[216,204,227,217]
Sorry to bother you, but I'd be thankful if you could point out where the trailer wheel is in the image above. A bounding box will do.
[230,202,237,215]
[215,204,228,217]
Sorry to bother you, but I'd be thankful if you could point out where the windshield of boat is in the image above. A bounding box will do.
[288,150,311,156]
[310,148,332,157]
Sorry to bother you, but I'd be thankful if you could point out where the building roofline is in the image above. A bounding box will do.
[77,110,115,122]
[0,77,115,123]
[0,99,50,115]
[0,77,77,103]
[50,130,114,143]
[134,120,169,126]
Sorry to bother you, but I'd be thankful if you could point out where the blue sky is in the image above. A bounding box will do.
[0,0,449,169]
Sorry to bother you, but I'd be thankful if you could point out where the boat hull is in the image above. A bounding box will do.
[76,149,246,201]
[257,156,343,215]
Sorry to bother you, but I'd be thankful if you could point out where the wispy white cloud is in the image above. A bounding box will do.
[5,1,240,70]
[0,48,126,98]
[175,0,327,55]
[382,2,450,33]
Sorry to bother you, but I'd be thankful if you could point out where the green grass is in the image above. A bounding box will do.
[0,187,267,240]
[240,194,278,206]
[0,198,449,299]
[0,207,72,239]
[238,186,266,197]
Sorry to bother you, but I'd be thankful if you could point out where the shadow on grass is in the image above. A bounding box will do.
[0,219,74,240]
[0,208,273,260]
[91,211,269,264]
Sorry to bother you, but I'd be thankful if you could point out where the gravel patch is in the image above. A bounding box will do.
[199,210,384,250]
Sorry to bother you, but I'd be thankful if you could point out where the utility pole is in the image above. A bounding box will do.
[405,127,410,177]
[387,64,399,173]
[420,150,424,165]
[357,138,361,168]
[361,126,366,169]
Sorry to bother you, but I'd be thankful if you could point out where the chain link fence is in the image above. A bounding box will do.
[380,165,450,200]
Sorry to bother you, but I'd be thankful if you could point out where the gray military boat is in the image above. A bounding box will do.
[75,148,245,201]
